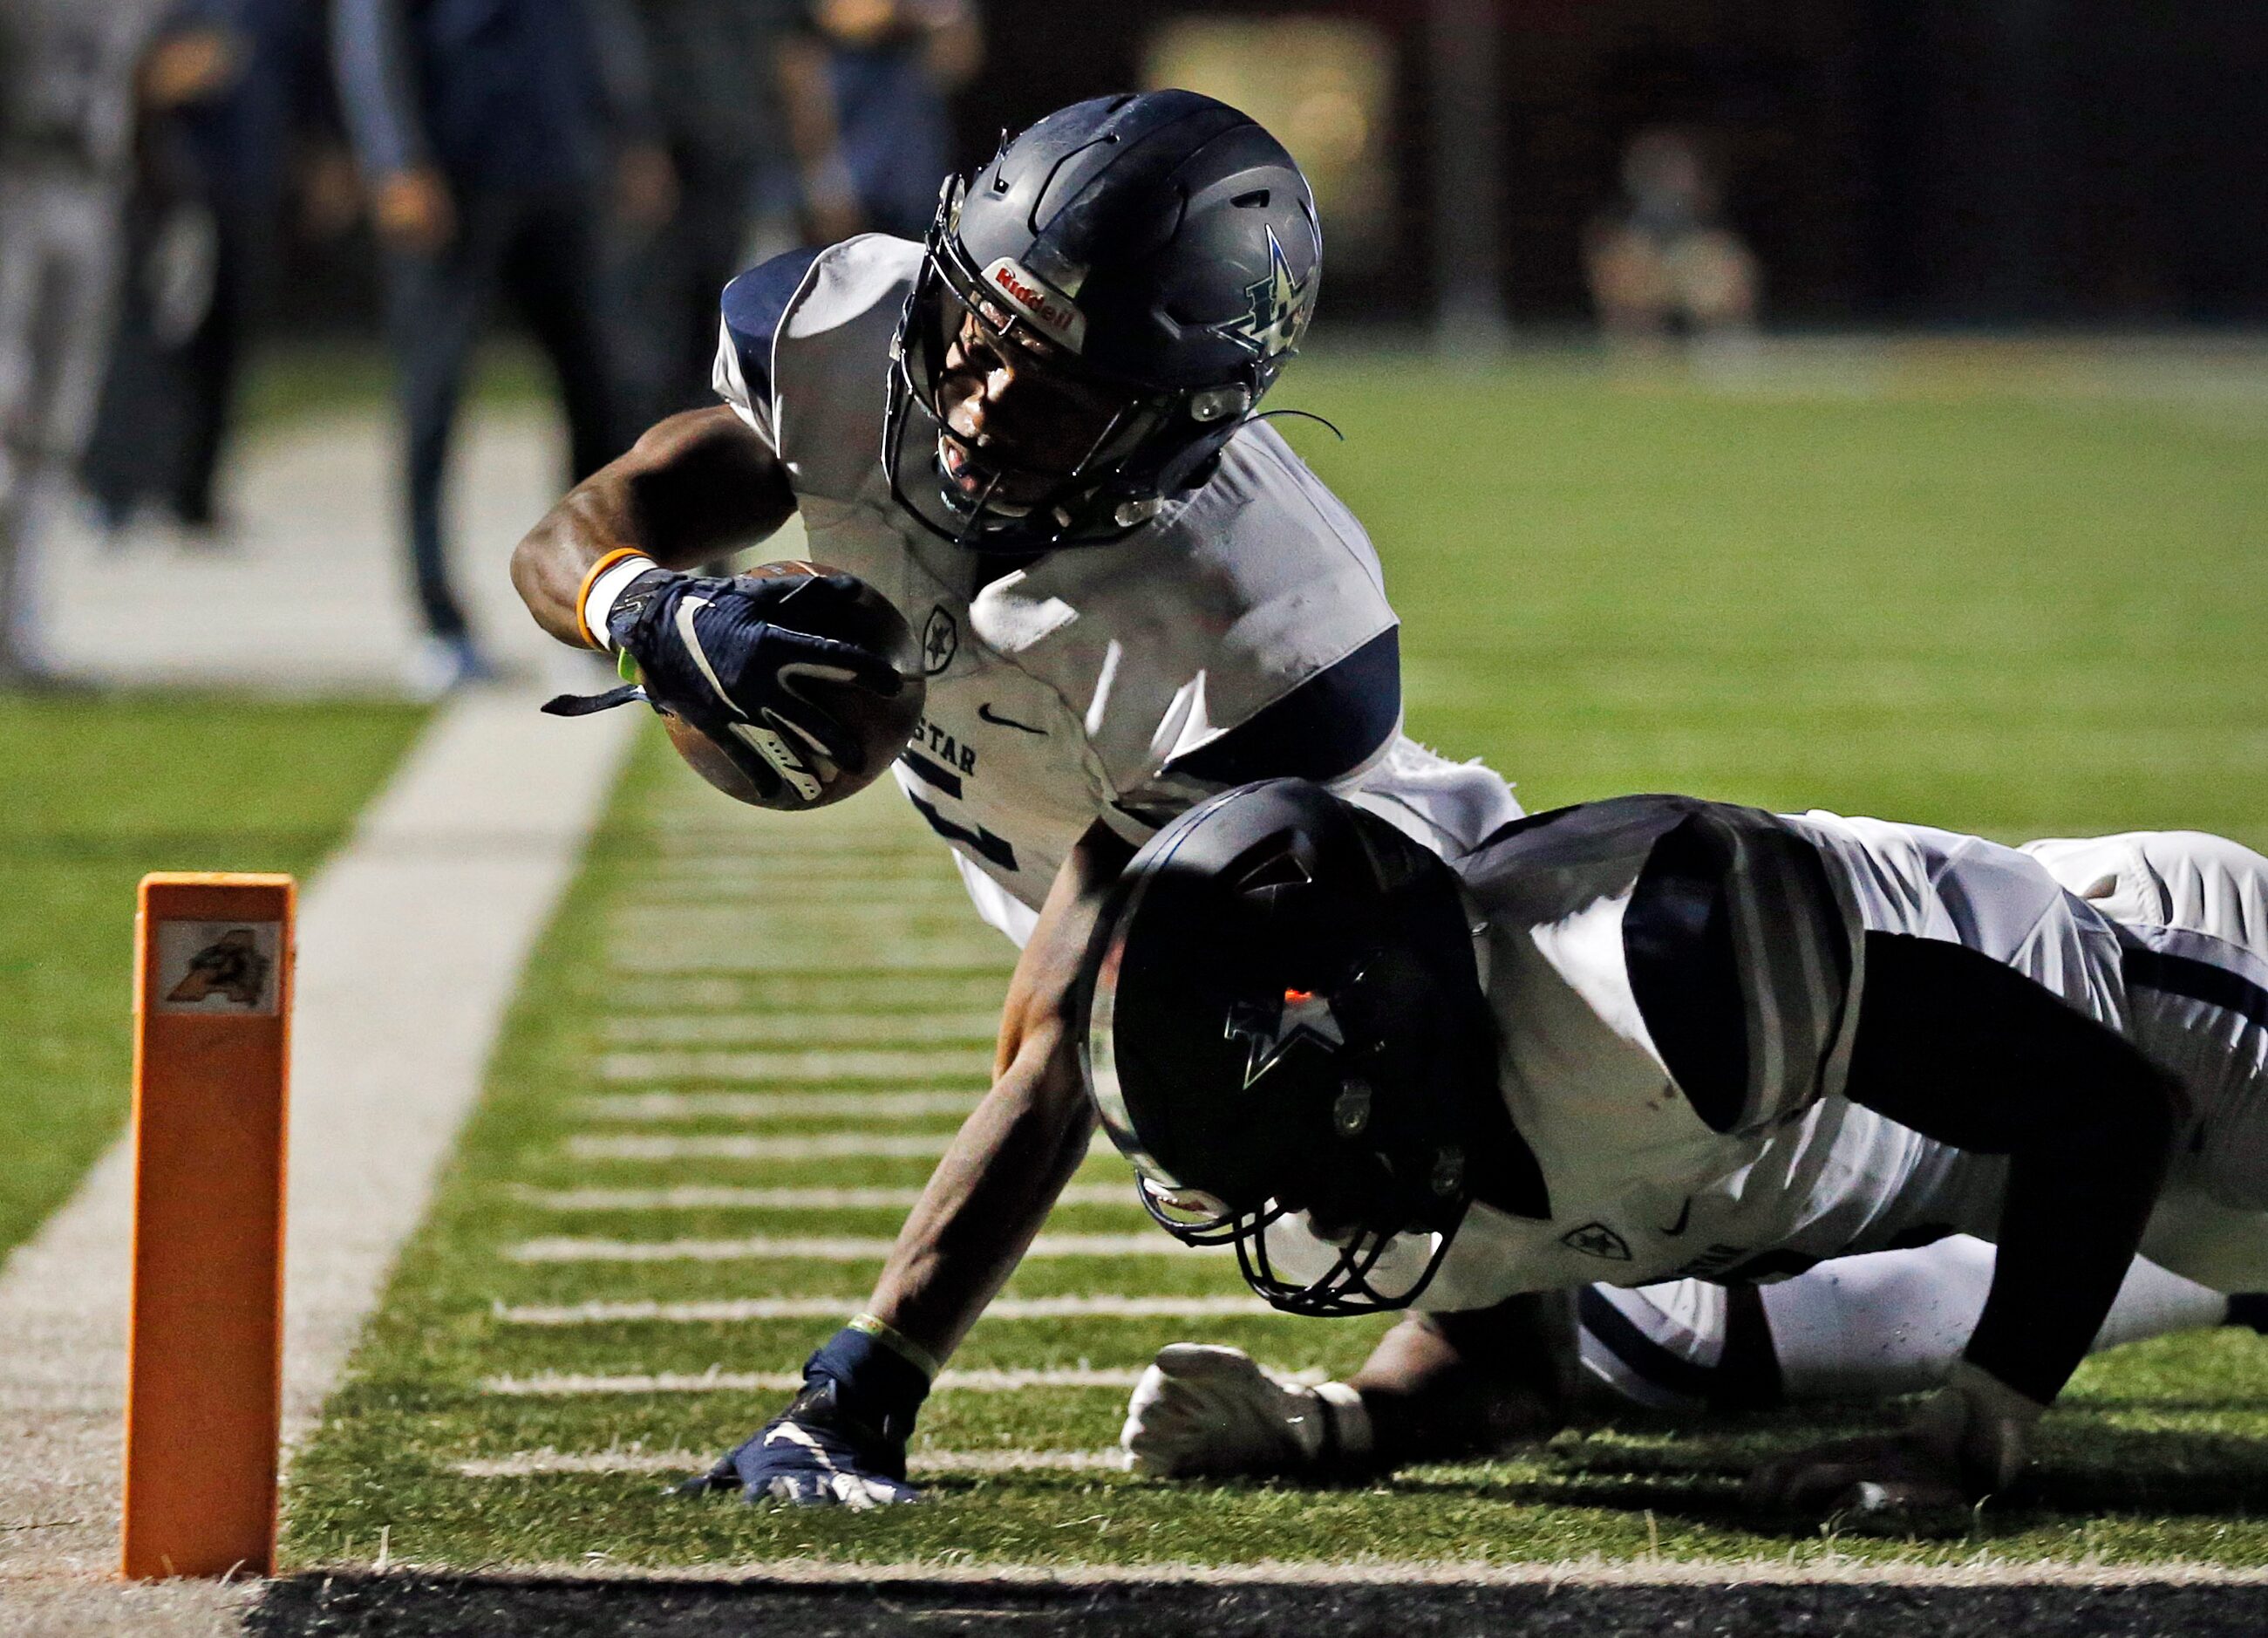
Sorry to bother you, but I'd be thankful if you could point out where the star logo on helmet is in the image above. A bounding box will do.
[1216,228,1316,359]
[1223,986,1345,1088]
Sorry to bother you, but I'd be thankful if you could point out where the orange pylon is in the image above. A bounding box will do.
[123,874,295,1580]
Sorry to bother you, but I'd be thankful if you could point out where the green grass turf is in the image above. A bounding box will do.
[0,695,426,1259]
[283,352,2268,1571]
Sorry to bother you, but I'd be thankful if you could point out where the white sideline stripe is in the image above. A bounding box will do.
[455,1448,1127,1479]
[599,1048,987,1082]
[504,1232,1199,1264]
[480,1366,1216,1395]
[495,1294,1274,1325]
[0,686,635,1587]
[507,1184,1134,1211]
[577,1091,980,1122]
[602,1012,1001,1046]
[566,1132,954,1162]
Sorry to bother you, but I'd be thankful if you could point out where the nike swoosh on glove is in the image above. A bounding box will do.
[610,570,905,806]
[1121,1343,1364,1478]
[676,1379,923,1509]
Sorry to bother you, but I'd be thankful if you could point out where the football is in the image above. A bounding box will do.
[657,560,924,811]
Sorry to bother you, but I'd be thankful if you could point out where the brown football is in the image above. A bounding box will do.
[655,561,924,811]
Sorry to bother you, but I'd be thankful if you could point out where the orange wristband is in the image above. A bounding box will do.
[574,548,657,650]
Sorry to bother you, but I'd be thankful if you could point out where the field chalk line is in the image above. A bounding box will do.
[576,1091,981,1122]
[454,1448,1127,1479]
[502,1232,1209,1263]
[562,1131,1114,1162]
[507,1184,1133,1211]
[363,1556,2268,1591]
[494,1294,1274,1326]
[480,1364,1332,1396]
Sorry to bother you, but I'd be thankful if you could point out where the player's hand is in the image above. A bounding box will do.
[1743,1428,1972,1519]
[1746,1362,2037,1525]
[616,142,679,230]
[372,167,455,255]
[1122,1344,1357,1478]
[677,1378,923,1509]
[606,570,907,804]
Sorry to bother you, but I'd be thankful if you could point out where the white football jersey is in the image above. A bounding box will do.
[1314,799,2268,1312]
[712,236,1518,932]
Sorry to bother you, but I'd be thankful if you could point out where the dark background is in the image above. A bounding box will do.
[945,0,2268,327]
[271,0,2268,334]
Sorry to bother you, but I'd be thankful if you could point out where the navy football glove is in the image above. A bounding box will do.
[548,570,905,806]
[678,1326,930,1508]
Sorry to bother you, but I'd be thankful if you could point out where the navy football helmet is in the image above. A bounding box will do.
[883,91,1322,553]
[1079,781,1543,1317]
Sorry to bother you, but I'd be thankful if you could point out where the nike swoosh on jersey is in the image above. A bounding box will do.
[977,703,1045,735]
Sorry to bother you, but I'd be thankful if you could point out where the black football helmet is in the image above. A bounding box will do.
[1079,780,1541,1317]
[882,90,1322,553]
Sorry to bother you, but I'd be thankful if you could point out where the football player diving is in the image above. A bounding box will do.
[1088,779,2268,1516]
[509,91,1521,1506]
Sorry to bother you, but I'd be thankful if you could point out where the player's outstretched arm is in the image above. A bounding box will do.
[1123,1298,1575,1481]
[1748,932,2181,1518]
[510,406,797,649]
[680,823,1132,1506]
[867,822,1132,1356]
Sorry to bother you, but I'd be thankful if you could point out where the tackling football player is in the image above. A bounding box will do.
[510,92,1518,1506]
[1088,781,2268,1516]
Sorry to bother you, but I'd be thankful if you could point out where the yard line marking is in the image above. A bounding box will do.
[453,1448,1126,1479]
[481,1365,1299,1396]
[601,1013,1001,1046]
[609,944,1008,976]
[506,1184,1134,1211]
[611,975,1011,1011]
[564,1132,954,1162]
[576,1091,980,1122]
[619,897,972,918]
[562,1131,1109,1162]
[597,1048,987,1082]
[494,1294,1274,1325]
[503,1232,1201,1264]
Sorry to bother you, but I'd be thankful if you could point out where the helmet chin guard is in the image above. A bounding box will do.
[881,92,1322,554]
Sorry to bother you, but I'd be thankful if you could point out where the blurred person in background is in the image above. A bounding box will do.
[1584,126,1759,365]
[0,0,172,685]
[626,0,808,421]
[80,0,341,545]
[332,0,675,696]
[778,0,980,244]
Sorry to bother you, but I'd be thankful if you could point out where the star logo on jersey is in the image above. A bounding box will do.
[1223,986,1345,1088]
[1215,228,1316,359]
[920,607,957,676]
[1560,1221,1633,1261]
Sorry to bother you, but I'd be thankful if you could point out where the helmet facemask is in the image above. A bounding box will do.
[882,176,1265,554]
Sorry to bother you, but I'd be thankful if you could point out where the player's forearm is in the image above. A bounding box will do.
[510,407,795,647]
[868,826,1129,1364]
[1347,1297,1573,1468]
[1842,932,2180,1412]
[1964,1103,2171,1406]
[867,1027,1095,1365]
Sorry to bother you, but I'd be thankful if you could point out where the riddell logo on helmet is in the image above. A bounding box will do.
[982,258,1087,352]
